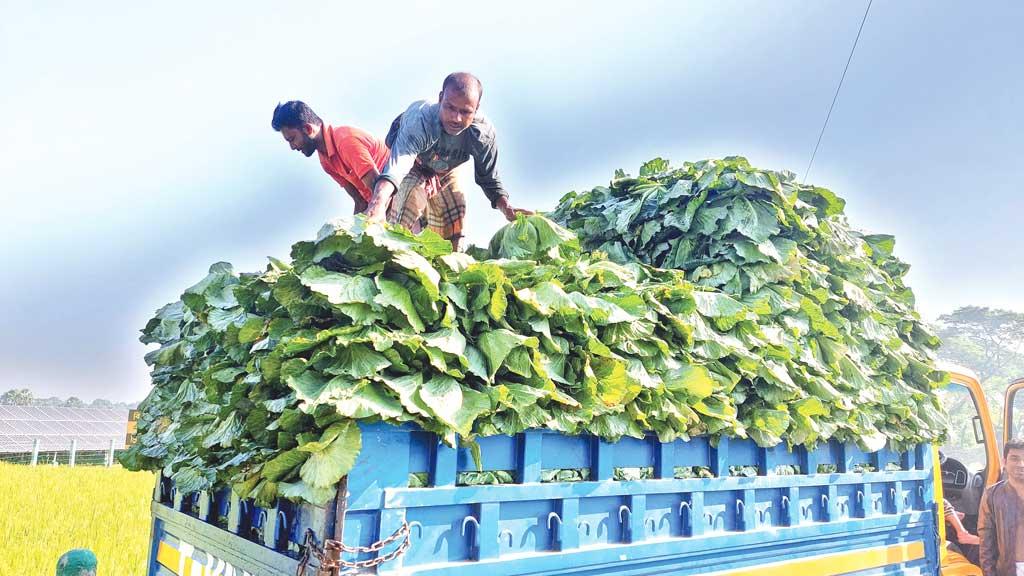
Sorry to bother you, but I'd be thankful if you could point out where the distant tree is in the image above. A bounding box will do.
[0,388,34,405]
[63,396,86,408]
[35,396,64,407]
[90,398,115,409]
[936,306,1024,382]
[936,306,1024,437]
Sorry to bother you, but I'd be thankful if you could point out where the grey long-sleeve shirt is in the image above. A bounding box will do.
[378,100,508,207]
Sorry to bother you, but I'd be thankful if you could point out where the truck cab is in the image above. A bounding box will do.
[934,365,1011,575]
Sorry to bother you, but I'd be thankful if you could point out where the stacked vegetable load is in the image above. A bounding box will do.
[122,157,947,506]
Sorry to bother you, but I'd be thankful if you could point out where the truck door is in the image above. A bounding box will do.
[934,372,1000,536]
[1004,378,1024,447]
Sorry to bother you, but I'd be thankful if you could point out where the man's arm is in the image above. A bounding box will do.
[360,167,380,198]
[353,168,379,215]
[472,129,532,222]
[341,182,368,214]
[976,489,998,575]
[340,134,385,216]
[367,104,431,222]
[366,178,399,222]
[944,500,980,545]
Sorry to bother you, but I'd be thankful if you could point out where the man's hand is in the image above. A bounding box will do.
[366,180,396,222]
[957,532,980,546]
[365,198,388,222]
[495,196,534,222]
[352,197,368,215]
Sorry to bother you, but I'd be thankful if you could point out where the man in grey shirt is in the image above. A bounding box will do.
[365,72,530,249]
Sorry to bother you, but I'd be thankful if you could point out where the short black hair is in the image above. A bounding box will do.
[1005,439,1024,458]
[441,72,483,102]
[271,101,322,131]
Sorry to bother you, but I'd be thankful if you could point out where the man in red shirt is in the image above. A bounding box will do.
[272,101,389,214]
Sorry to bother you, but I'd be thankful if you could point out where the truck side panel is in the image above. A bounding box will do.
[149,424,940,575]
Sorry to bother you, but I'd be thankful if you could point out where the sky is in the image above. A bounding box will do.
[1,1,1022,402]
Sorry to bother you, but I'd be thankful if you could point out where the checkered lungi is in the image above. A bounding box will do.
[386,163,466,242]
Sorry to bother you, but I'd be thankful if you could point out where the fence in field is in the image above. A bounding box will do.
[0,405,134,467]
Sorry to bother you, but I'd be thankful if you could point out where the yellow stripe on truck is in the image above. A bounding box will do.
[702,541,925,576]
[156,541,207,576]
[935,444,948,565]
[156,541,183,574]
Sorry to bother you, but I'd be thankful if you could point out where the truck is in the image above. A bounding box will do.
[146,366,1013,576]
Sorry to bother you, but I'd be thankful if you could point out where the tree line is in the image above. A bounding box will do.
[933,306,1024,440]
[0,388,137,410]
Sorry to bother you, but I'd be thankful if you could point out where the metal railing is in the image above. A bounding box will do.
[0,438,122,466]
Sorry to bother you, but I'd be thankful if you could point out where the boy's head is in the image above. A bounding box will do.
[56,549,97,576]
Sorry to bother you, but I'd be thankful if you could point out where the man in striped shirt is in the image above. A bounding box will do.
[272,101,389,214]
[365,72,531,249]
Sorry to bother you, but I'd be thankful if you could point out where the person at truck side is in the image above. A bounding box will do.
[944,498,980,565]
[363,72,531,250]
[272,101,389,215]
[978,440,1024,576]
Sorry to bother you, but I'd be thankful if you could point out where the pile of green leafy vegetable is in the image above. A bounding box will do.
[551,156,947,443]
[125,217,768,504]
[122,157,946,507]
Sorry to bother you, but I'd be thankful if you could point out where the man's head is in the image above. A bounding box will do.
[438,72,482,136]
[272,101,323,157]
[1005,440,1024,482]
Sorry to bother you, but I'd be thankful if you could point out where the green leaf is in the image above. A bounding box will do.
[300,421,362,489]
[639,157,670,176]
[378,373,432,417]
[262,449,309,482]
[665,365,716,400]
[208,307,247,331]
[238,316,266,344]
[211,367,244,383]
[328,344,391,379]
[747,408,790,447]
[278,481,336,506]
[591,357,642,406]
[299,266,378,305]
[477,329,538,378]
[288,371,327,403]
[375,277,425,332]
[489,283,508,321]
[724,198,780,243]
[464,346,489,382]
[332,382,404,420]
[418,375,462,425]
[202,414,243,448]
[391,251,441,300]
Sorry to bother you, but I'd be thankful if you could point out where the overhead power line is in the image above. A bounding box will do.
[803,0,873,184]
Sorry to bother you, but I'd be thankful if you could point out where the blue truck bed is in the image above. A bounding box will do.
[148,423,939,575]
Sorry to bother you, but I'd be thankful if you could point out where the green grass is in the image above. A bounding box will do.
[0,462,156,575]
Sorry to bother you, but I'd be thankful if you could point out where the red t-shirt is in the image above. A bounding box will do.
[318,125,389,202]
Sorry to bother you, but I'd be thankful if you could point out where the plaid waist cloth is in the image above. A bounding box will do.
[386,162,466,241]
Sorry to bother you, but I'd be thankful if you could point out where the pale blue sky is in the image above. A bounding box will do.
[2,1,1021,401]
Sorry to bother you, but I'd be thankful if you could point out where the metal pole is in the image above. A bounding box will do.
[30,438,40,466]
[69,438,77,467]
[325,475,349,569]
[107,438,115,467]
